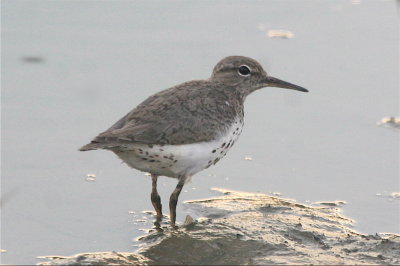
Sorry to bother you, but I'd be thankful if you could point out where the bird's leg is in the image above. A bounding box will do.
[169,176,186,228]
[151,174,162,222]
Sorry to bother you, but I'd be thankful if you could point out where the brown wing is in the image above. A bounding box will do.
[79,81,238,151]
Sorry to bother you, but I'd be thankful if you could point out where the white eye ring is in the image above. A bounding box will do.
[238,65,251,76]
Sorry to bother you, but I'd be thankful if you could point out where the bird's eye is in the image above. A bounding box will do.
[238,65,251,76]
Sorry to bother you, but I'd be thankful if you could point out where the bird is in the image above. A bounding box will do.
[79,56,308,227]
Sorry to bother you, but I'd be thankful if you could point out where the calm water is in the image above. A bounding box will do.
[2,0,398,264]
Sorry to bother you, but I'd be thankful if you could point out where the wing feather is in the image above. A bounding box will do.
[79,81,240,151]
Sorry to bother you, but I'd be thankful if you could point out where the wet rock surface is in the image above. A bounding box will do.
[39,189,400,265]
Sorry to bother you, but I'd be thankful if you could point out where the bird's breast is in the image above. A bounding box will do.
[113,118,244,178]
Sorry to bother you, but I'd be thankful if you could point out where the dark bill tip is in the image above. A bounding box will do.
[265,76,309,93]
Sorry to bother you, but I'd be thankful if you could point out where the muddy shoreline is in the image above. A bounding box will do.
[38,188,400,265]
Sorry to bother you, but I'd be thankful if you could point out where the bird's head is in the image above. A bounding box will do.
[210,56,308,97]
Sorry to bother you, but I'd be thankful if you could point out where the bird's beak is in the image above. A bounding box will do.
[264,76,308,92]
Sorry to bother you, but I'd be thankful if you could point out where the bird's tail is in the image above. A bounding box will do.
[79,142,103,151]
[79,141,124,151]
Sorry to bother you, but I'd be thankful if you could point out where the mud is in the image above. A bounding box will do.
[377,117,400,129]
[38,188,400,265]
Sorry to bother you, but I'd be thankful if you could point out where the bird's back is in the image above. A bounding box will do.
[79,79,243,151]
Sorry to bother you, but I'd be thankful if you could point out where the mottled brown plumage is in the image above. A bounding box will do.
[79,56,308,227]
[80,80,244,149]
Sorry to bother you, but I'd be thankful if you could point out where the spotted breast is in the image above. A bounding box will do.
[113,118,244,178]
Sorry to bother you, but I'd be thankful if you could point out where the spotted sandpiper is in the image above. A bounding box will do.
[79,56,308,227]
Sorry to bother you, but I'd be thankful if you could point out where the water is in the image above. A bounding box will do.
[2,0,398,264]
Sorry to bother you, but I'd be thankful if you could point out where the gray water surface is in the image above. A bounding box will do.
[2,0,399,264]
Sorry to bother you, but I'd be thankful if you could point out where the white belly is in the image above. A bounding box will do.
[113,119,244,178]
